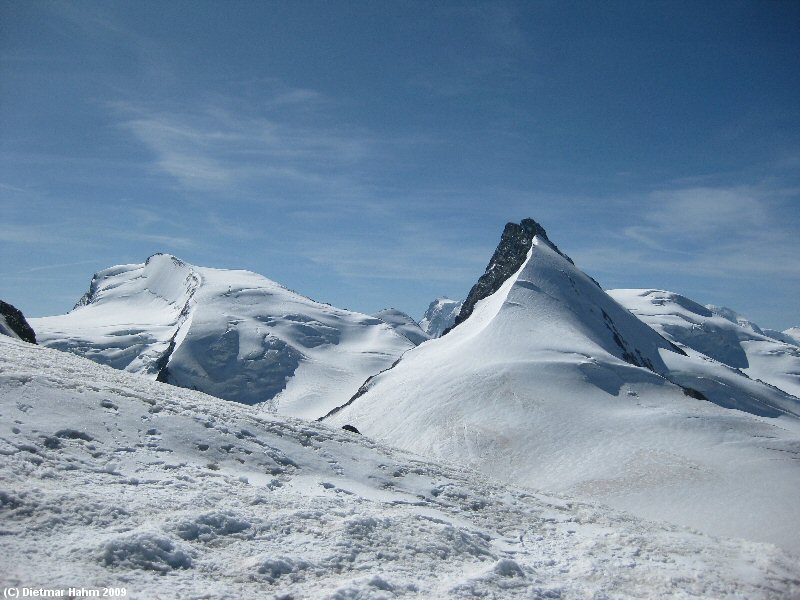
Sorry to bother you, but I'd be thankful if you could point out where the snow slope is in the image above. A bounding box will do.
[31,254,414,418]
[419,298,463,338]
[610,289,800,400]
[327,229,800,554]
[2,336,798,598]
[373,308,430,346]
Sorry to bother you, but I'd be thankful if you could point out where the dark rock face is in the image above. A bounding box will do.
[0,301,37,344]
[447,218,573,333]
[341,424,361,434]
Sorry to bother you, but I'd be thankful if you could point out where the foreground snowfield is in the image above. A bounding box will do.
[2,337,798,598]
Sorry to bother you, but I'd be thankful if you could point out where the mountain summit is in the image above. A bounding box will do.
[450,218,549,331]
[326,218,800,552]
[31,254,414,418]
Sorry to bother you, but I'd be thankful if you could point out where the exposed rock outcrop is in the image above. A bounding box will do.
[0,300,37,344]
[447,218,574,333]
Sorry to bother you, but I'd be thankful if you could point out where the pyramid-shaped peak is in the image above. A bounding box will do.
[448,218,573,331]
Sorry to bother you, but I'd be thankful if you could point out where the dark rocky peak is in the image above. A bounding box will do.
[0,300,37,344]
[74,273,101,309]
[447,218,573,332]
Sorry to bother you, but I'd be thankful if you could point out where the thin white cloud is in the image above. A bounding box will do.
[641,187,770,237]
[577,185,800,282]
[111,93,374,194]
[298,223,490,285]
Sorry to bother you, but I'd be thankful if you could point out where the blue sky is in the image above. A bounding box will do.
[1,1,799,329]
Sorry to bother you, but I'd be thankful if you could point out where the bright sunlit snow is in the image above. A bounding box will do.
[327,236,800,554]
[31,254,414,419]
[1,336,798,598]
[609,289,800,400]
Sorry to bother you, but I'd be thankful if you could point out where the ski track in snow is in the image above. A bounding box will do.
[1,337,799,599]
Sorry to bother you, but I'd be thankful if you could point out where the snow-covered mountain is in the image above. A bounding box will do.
[30,254,414,418]
[419,298,463,338]
[784,327,800,345]
[0,300,36,343]
[609,289,800,399]
[372,308,430,345]
[764,326,800,346]
[2,336,798,598]
[326,219,800,553]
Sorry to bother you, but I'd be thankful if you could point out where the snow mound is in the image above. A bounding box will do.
[174,511,252,541]
[2,337,797,597]
[100,531,192,572]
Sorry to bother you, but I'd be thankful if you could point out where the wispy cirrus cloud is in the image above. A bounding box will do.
[574,185,800,282]
[298,222,491,285]
[110,90,374,196]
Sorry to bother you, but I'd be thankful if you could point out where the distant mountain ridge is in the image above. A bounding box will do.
[609,289,800,400]
[31,253,414,418]
[372,308,430,345]
[419,298,463,338]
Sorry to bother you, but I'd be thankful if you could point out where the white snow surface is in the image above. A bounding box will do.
[30,254,414,418]
[767,326,800,347]
[610,289,800,400]
[372,308,431,346]
[2,336,799,598]
[419,298,463,338]
[328,238,800,554]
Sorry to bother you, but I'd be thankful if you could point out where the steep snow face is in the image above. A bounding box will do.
[372,308,430,345]
[610,289,800,400]
[419,298,463,338]
[32,255,199,375]
[2,337,799,598]
[30,254,413,418]
[328,236,800,553]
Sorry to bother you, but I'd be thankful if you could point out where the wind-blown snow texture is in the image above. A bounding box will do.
[419,298,463,338]
[610,289,800,400]
[328,224,800,554]
[2,336,798,598]
[30,254,414,418]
